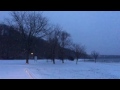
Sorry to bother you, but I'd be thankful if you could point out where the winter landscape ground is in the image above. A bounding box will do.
[0,59,120,79]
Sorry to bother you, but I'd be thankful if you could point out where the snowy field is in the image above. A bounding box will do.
[0,59,120,79]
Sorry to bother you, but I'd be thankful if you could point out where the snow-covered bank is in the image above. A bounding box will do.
[0,59,120,79]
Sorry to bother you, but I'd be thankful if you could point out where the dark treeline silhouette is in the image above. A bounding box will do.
[0,11,89,64]
[0,23,88,62]
[0,24,75,60]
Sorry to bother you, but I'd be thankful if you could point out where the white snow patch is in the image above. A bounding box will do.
[0,59,120,79]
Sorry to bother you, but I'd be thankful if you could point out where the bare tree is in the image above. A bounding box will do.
[8,11,51,64]
[46,25,61,64]
[73,44,85,64]
[91,51,99,63]
[82,51,87,62]
[59,31,71,63]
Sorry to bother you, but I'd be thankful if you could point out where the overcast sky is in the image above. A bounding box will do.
[0,11,120,55]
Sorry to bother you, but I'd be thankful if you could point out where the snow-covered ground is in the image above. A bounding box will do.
[0,59,120,79]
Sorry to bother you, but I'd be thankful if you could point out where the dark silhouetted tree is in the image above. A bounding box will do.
[73,44,86,64]
[8,11,51,64]
[91,51,99,63]
[59,31,71,63]
[46,25,61,64]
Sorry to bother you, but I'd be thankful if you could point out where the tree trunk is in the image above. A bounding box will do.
[26,51,29,64]
[61,49,64,63]
[62,59,64,63]
[53,58,55,64]
[26,58,29,64]
[52,53,55,64]
[76,58,78,64]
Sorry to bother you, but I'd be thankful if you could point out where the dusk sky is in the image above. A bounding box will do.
[0,11,120,55]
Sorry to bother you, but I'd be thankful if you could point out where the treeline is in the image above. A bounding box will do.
[0,11,88,64]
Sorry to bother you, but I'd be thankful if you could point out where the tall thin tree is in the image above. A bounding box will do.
[91,51,99,63]
[73,44,85,64]
[59,31,71,63]
[46,25,61,64]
